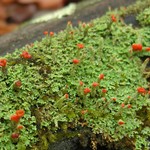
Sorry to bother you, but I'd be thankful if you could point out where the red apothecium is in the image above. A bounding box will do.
[16,109,25,118]
[84,88,91,95]
[81,110,88,115]
[92,82,99,87]
[10,114,20,123]
[79,81,84,86]
[146,47,150,51]
[14,80,22,88]
[17,125,24,130]
[64,94,69,99]
[118,119,125,125]
[132,43,142,51]
[50,32,54,36]
[111,15,117,22]
[72,59,79,64]
[121,103,125,108]
[0,59,7,67]
[43,31,48,35]
[137,87,146,94]
[11,133,20,139]
[127,104,132,108]
[20,51,31,59]
[102,89,107,93]
[99,74,104,80]
[77,43,84,49]
[112,98,116,101]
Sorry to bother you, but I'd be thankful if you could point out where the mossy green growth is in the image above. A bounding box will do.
[136,7,150,26]
[0,1,150,150]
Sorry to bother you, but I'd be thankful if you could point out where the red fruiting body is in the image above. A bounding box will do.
[17,125,24,130]
[10,114,20,123]
[92,82,99,87]
[64,94,69,99]
[111,15,117,22]
[127,104,132,108]
[102,89,107,93]
[20,51,31,59]
[146,47,150,51]
[99,74,104,80]
[137,87,146,94]
[16,109,25,118]
[118,119,125,125]
[77,43,84,49]
[0,59,7,67]
[112,98,116,101]
[84,88,91,95]
[43,31,48,35]
[50,32,54,36]
[81,110,88,115]
[11,133,19,139]
[121,103,125,108]
[132,43,142,51]
[79,81,84,86]
[14,80,22,88]
[72,59,80,64]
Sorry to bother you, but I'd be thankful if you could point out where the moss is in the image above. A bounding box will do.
[136,7,150,26]
[0,0,150,150]
[120,0,150,17]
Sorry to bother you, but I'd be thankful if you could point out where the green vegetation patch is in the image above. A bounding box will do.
[0,0,150,150]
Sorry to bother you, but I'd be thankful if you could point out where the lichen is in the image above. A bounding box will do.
[0,0,150,150]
